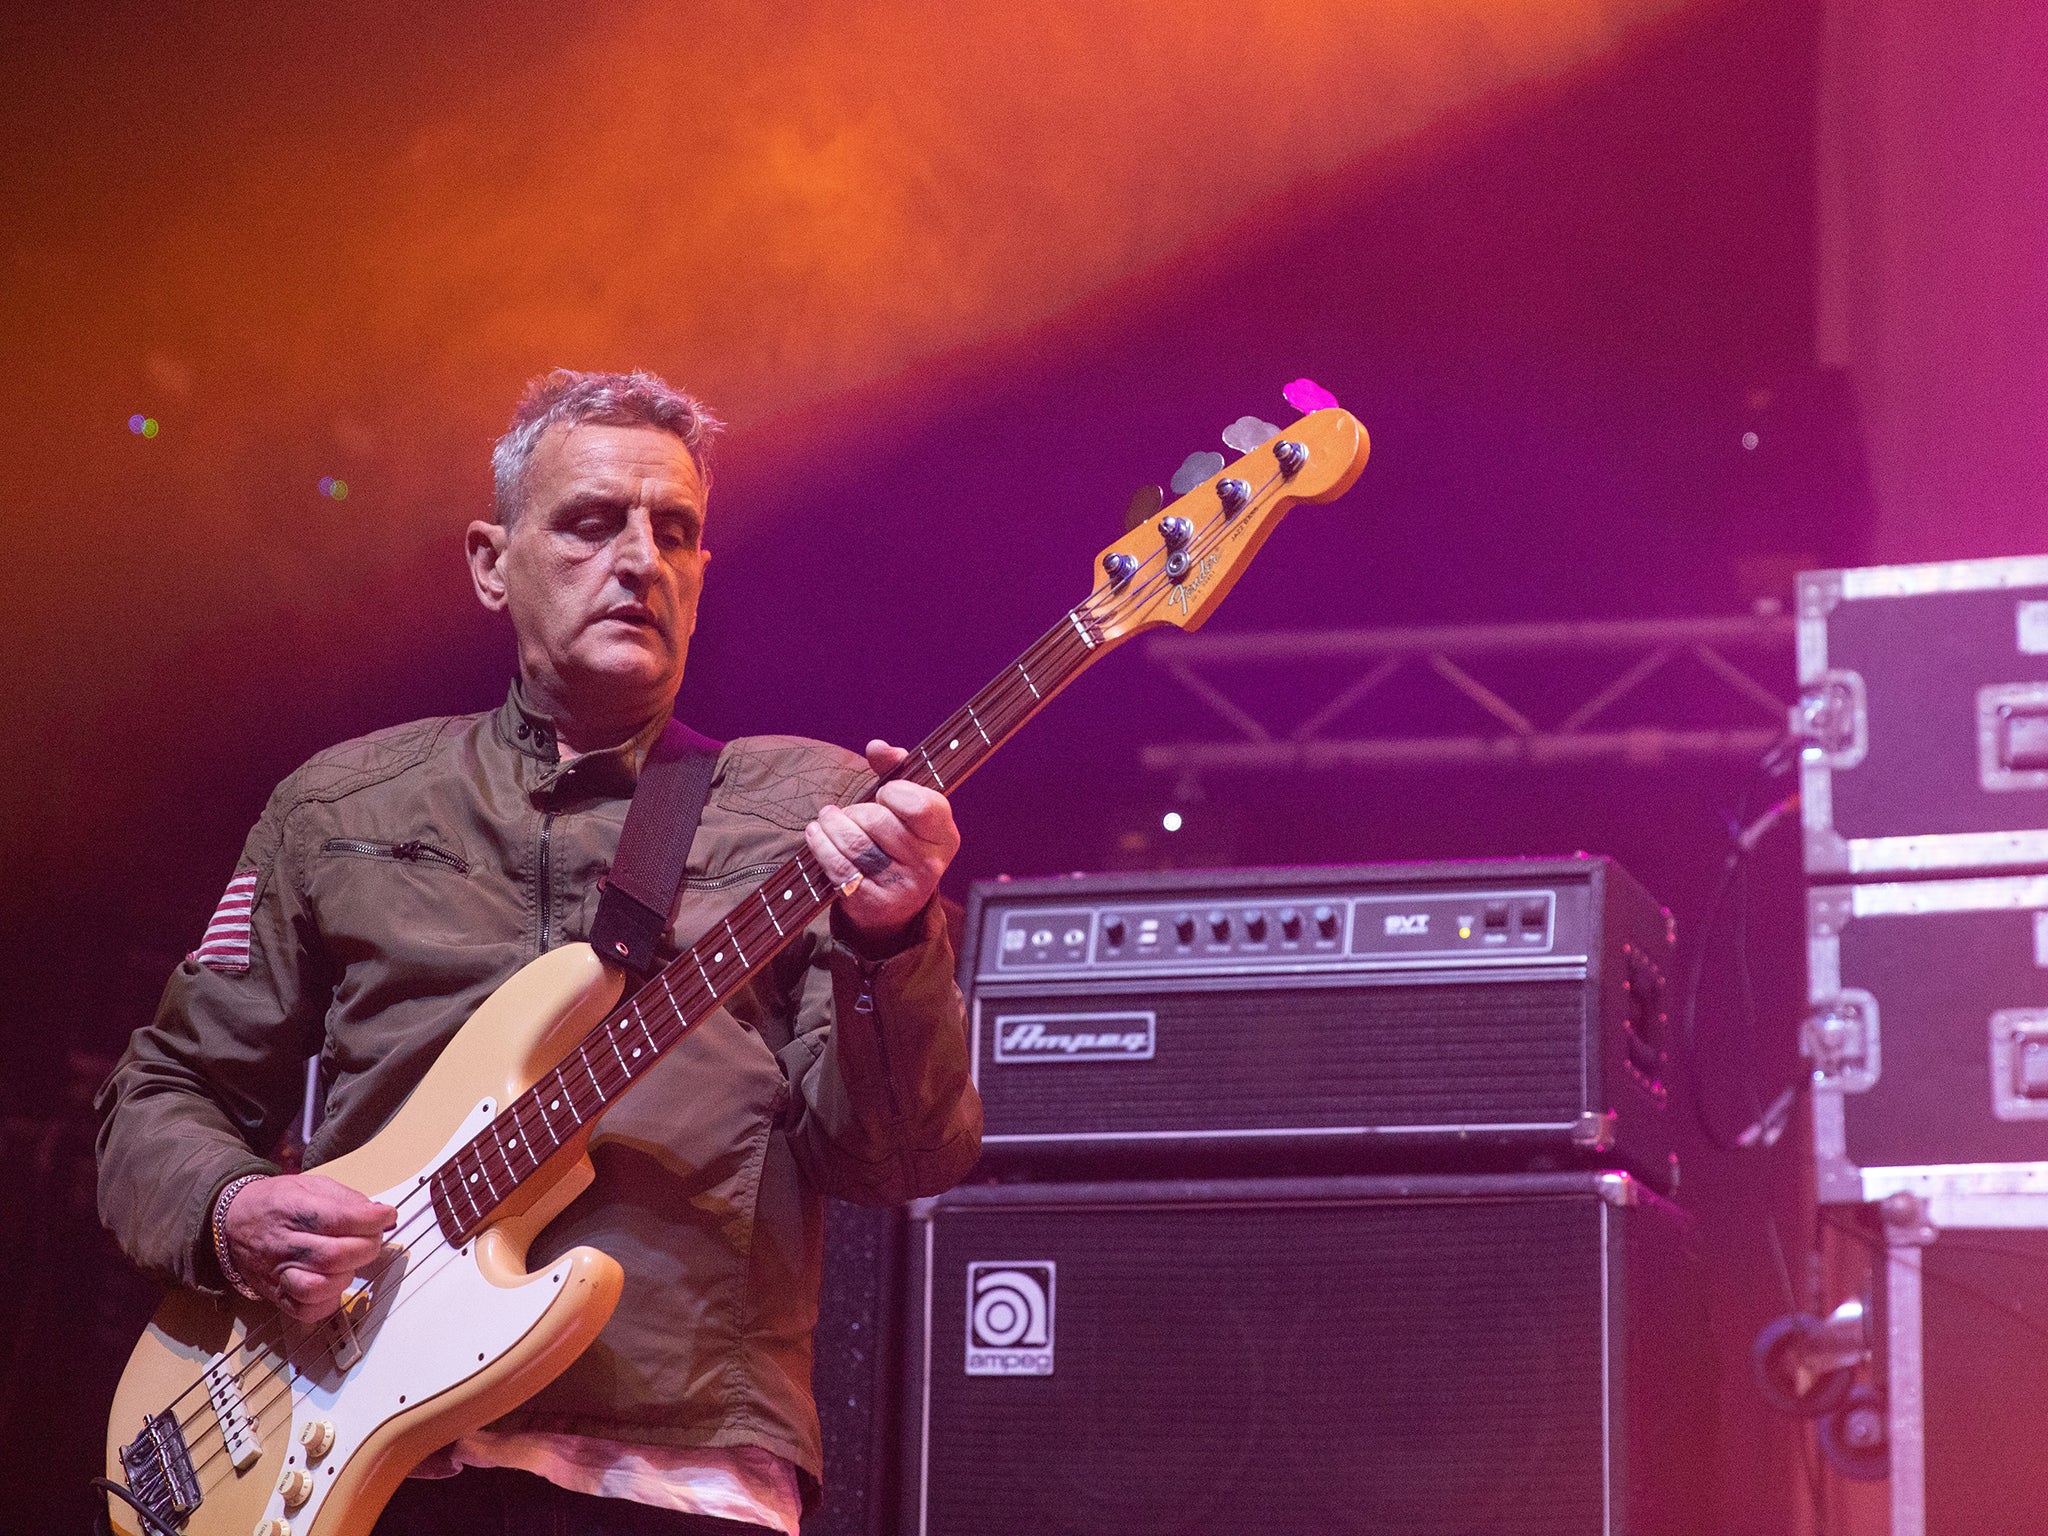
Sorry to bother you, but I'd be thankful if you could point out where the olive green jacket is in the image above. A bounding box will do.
[94,682,982,1490]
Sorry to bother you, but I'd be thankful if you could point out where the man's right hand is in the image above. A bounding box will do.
[221,1173,398,1322]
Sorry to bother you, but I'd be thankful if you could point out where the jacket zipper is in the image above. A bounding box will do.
[537,811,556,955]
[852,957,905,1118]
[684,861,780,892]
[320,838,468,873]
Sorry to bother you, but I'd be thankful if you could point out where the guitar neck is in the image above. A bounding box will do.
[430,604,1116,1243]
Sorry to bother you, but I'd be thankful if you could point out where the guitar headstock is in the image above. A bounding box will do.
[1086,406,1370,642]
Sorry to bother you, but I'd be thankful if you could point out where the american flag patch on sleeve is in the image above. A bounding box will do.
[190,871,260,974]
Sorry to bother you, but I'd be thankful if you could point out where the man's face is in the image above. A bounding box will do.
[468,422,709,735]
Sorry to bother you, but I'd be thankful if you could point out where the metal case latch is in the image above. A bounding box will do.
[1991,1008,2048,1119]
[1802,989,1880,1092]
[1792,671,1867,770]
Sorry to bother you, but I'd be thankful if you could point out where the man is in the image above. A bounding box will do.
[95,369,984,1535]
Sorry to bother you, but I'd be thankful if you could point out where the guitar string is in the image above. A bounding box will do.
[145,469,1290,1499]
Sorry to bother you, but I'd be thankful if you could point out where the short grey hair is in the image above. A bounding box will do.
[491,368,723,526]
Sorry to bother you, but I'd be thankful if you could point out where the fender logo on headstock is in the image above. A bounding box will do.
[1165,550,1222,616]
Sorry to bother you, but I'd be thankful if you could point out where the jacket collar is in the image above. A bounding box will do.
[493,679,673,792]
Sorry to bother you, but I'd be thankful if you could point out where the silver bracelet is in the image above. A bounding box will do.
[211,1174,265,1302]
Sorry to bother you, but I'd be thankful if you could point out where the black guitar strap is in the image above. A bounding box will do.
[589,717,725,977]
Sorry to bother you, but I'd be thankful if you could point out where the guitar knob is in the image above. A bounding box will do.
[254,1520,293,1536]
[1273,439,1307,477]
[278,1467,314,1508]
[1101,551,1139,587]
[1216,478,1251,515]
[1157,515,1193,551]
[299,1420,335,1460]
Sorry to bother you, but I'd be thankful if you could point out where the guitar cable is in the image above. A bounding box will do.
[93,1476,188,1536]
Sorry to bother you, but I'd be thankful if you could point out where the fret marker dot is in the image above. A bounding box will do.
[714,951,724,962]
[783,890,792,900]
[469,1173,478,1183]
[950,739,960,751]
[632,1047,642,1057]
[550,1098,559,1110]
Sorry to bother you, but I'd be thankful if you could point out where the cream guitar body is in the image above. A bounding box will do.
[105,945,629,1536]
[102,401,1371,1536]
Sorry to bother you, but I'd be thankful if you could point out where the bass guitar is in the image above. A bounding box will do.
[103,400,1370,1536]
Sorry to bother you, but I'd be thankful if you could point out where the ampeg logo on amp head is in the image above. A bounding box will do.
[994,1011,1155,1063]
[965,1262,1055,1376]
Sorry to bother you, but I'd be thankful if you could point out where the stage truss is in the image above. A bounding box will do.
[1140,612,1795,785]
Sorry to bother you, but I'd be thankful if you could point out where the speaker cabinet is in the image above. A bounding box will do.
[900,1172,1711,1536]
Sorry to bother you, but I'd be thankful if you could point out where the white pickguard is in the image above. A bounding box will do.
[253,1099,570,1530]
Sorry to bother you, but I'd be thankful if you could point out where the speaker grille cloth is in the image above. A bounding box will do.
[919,1193,1608,1535]
[979,979,1588,1137]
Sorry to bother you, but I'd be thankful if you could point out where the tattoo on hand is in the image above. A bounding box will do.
[289,1209,322,1233]
[852,844,892,877]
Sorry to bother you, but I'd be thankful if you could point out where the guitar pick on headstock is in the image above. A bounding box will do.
[1123,484,1164,532]
[1283,377,1340,414]
[1170,451,1225,496]
[1222,416,1280,454]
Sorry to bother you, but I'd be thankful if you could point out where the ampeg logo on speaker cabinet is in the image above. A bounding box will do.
[993,1011,1154,1063]
[965,1262,1055,1376]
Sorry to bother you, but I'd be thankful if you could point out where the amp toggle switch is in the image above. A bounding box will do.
[1101,916,1126,947]
[1174,913,1196,944]
[1313,905,1340,940]
[1242,910,1267,941]
[1207,910,1230,942]
[1278,907,1302,941]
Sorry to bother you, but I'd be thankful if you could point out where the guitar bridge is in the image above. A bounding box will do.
[119,1410,202,1529]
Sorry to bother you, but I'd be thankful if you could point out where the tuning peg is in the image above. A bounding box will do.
[1222,416,1279,454]
[1124,484,1164,532]
[1170,451,1224,495]
[1283,377,1339,414]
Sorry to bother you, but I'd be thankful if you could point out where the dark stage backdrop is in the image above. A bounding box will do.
[2,2,1838,1531]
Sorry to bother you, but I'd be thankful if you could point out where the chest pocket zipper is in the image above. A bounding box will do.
[321,838,470,873]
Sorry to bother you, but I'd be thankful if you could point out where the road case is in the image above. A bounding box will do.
[1797,555,2048,877]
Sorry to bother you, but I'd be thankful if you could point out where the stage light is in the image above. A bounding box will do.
[128,414,145,434]
[1162,811,1183,833]
[1742,431,1759,451]
[318,477,350,499]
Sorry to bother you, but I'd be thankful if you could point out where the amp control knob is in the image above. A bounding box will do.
[1243,911,1267,941]
[1208,910,1230,942]
[1174,913,1196,944]
[1278,907,1302,941]
[1313,905,1340,940]
[1102,916,1127,947]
